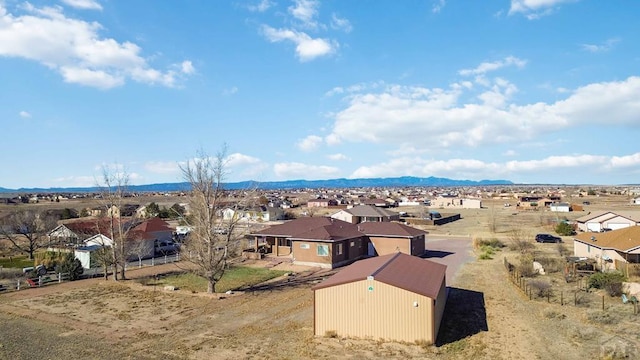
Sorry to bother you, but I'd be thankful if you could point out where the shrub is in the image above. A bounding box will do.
[0,267,23,280]
[478,252,493,260]
[604,281,624,297]
[324,330,338,338]
[509,238,535,254]
[54,253,84,281]
[588,271,625,292]
[516,254,537,277]
[555,222,575,236]
[475,238,505,248]
[34,251,67,271]
[528,279,552,298]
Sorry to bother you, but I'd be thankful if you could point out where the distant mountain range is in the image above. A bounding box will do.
[0,176,512,194]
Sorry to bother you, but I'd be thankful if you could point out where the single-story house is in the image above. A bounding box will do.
[430,197,482,209]
[550,202,571,212]
[249,217,367,268]
[575,211,640,232]
[307,199,338,208]
[313,252,447,344]
[573,226,640,271]
[357,222,427,257]
[331,205,400,224]
[222,206,285,222]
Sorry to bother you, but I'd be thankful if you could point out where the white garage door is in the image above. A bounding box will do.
[607,223,629,230]
[587,222,601,232]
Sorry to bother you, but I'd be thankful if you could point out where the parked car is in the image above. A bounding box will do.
[155,240,180,254]
[535,233,562,243]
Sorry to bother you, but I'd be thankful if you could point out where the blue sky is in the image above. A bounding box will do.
[1,0,640,188]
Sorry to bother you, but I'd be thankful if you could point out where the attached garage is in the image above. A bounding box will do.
[313,252,447,344]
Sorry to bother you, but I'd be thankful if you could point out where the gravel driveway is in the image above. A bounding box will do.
[424,236,473,286]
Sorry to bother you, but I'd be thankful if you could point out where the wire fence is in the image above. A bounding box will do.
[503,257,639,315]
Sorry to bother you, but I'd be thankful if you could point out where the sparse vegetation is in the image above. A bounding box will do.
[554,221,575,236]
[588,272,626,296]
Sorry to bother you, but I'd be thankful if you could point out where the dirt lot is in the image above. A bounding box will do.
[1,193,639,359]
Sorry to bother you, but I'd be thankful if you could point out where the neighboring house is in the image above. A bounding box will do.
[331,205,400,224]
[430,197,482,209]
[360,198,389,207]
[573,227,640,271]
[550,202,571,212]
[48,219,116,246]
[357,222,427,257]
[307,199,338,208]
[313,252,447,344]
[74,234,114,269]
[633,198,640,205]
[575,211,640,232]
[222,206,285,222]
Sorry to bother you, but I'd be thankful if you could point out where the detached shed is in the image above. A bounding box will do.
[312,252,447,344]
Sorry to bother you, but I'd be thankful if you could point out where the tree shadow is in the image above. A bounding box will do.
[436,287,488,346]
[422,250,455,259]
[239,269,337,293]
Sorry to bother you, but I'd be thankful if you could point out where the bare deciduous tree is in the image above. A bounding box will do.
[0,210,58,260]
[180,148,253,293]
[96,165,135,281]
[508,228,534,254]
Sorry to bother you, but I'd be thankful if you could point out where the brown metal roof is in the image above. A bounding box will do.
[574,226,640,252]
[289,222,363,242]
[312,252,446,299]
[341,205,398,218]
[357,222,427,238]
[250,217,347,237]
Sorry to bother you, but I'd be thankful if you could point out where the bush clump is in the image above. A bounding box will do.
[588,271,626,296]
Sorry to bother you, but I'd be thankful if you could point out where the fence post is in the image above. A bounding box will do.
[574,292,577,306]
[17,279,20,291]
[561,291,563,306]
[602,295,605,311]
[547,291,550,303]
[164,255,167,264]
[38,276,42,287]
[58,273,62,283]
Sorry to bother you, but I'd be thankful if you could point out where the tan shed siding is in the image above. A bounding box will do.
[433,279,447,338]
[315,280,436,343]
[369,236,410,256]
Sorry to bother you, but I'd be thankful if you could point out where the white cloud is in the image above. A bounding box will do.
[261,25,336,61]
[349,152,640,182]
[52,175,98,187]
[247,0,274,12]
[581,38,620,53]
[225,153,269,179]
[222,86,238,95]
[225,153,262,167]
[508,0,578,19]
[19,110,31,118]
[180,60,195,74]
[296,135,323,151]
[432,0,446,13]
[144,161,180,174]
[0,4,192,89]
[288,0,319,29]
[459,56,527,76]
[325,76,640,151]
[61,0,102,11]
[328,153,349,161]
[503,149,518,157]
[330,13,352,33]
[273,162,339,179]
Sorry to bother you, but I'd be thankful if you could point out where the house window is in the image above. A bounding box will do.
[337,243,343,255]
[317,244,329,256]
[350,241,355,247]
[587,245,590,253]
[300,243,310,250]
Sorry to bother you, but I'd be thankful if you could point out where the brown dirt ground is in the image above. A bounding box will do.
[1,193,639,359]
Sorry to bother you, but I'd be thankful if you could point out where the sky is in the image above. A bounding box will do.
[1,0,640,189]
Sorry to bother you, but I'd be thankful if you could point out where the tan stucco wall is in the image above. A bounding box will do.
[293,238,366,268]
[369,235,425,257]
[574,241,626,271]
[314,279,441,344]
